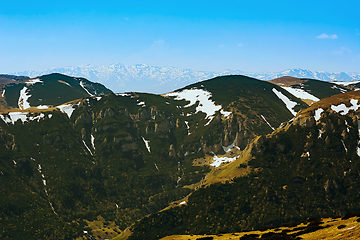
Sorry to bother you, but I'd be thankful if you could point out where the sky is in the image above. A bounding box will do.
[1,0,359,73]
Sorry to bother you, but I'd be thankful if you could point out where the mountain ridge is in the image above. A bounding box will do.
[10,64,360,93]
[1,73,360,240]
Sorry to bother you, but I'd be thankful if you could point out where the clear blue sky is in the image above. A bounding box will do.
[1,0,359,73]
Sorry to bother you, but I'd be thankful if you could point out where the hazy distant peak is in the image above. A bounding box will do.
[11,64,360,94]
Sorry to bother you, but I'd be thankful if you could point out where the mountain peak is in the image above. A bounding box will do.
[11,64,360,94]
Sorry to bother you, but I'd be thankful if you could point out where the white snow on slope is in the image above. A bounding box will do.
[165,88,228,126]
[1,89,5,97]
[91,134,95,149]
[282,87,320,102]
[331,99,360,115]
[80,81,93,96]
[57,104,76,118]
[154,163,159,171]
[331,85,347,93]
[261,115,275,130]
[314,108,324,121]
[210,154,238,167]
[142,137,151,153]
[18,86,31,110]
[25,78,43,85]
[220,109,232,118]
[184,121,191,135]
[117,93,131,97]
[179,201,186,205]
[0,112,46,124]
[82,140,93,156]
[333,80,360,86]
[37,105,49,109]
[272,88,298,116]
[341,140,348,153]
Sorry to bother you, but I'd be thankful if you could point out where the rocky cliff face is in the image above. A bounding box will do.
[126,90,360,240]
[0,75,311,239]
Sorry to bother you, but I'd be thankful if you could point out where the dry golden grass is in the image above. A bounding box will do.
[296,90,360,120]
[160,216,360,240]
[185,139,257,190]
[75,216,122,240]
[0,99,83,114]
[269,76,308,87]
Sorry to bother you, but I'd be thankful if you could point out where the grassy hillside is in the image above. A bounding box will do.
[160,215,360,240]
[1,73,113,109]
[0,75,313,239]
[126,90,360,240]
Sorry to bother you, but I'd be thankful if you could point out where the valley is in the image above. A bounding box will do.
[0,73,360,239]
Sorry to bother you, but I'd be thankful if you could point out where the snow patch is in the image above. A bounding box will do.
[80,81,94,96]
[282,87,320,102]
[117,93,131,97]
[341,140,348,153]
[341,226,356,231]
[179,201,186,205]
[331,85,347,93]
[261,115,275,130]
[91,134,95,149]
[184,121,191,135]
[333,80,360,86]
[82,140,93,156]
[137,101,145,106]
[0,112,46,124]
[272,88,298,116]
[220,109,232,118]
[37,105,49,109]
[331,99,360,115]
[142,137,151,153]
[1,89,5,97]
[165,88,224,126]
[318,129,322,139]
[25,78,43,85]
[57,104,76,118]
[210,154,237,167]
[154,163,159,171]
[222,140,236,152]
[314,108,324,121]
[18,86,31,110]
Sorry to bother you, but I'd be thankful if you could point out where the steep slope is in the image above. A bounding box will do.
[270,77,349,105]
[126,90,360,240]
[1,73,112,110]
[160,215,360,240]
[0,75,308,239]
[333,80,360,91]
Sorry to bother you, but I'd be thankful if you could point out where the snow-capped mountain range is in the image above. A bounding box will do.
[11,63,360,94]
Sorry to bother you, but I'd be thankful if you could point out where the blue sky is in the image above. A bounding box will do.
[1,0,359,73]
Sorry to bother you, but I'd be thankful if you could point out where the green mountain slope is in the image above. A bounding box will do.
[0,75,308,239]
[269,76,349,105]
[127,90,360,240]
[1,73,112,110]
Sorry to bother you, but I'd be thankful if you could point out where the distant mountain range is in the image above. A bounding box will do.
[11,64,360,93]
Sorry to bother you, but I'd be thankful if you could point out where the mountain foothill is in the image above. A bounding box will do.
[0,72,360,240]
